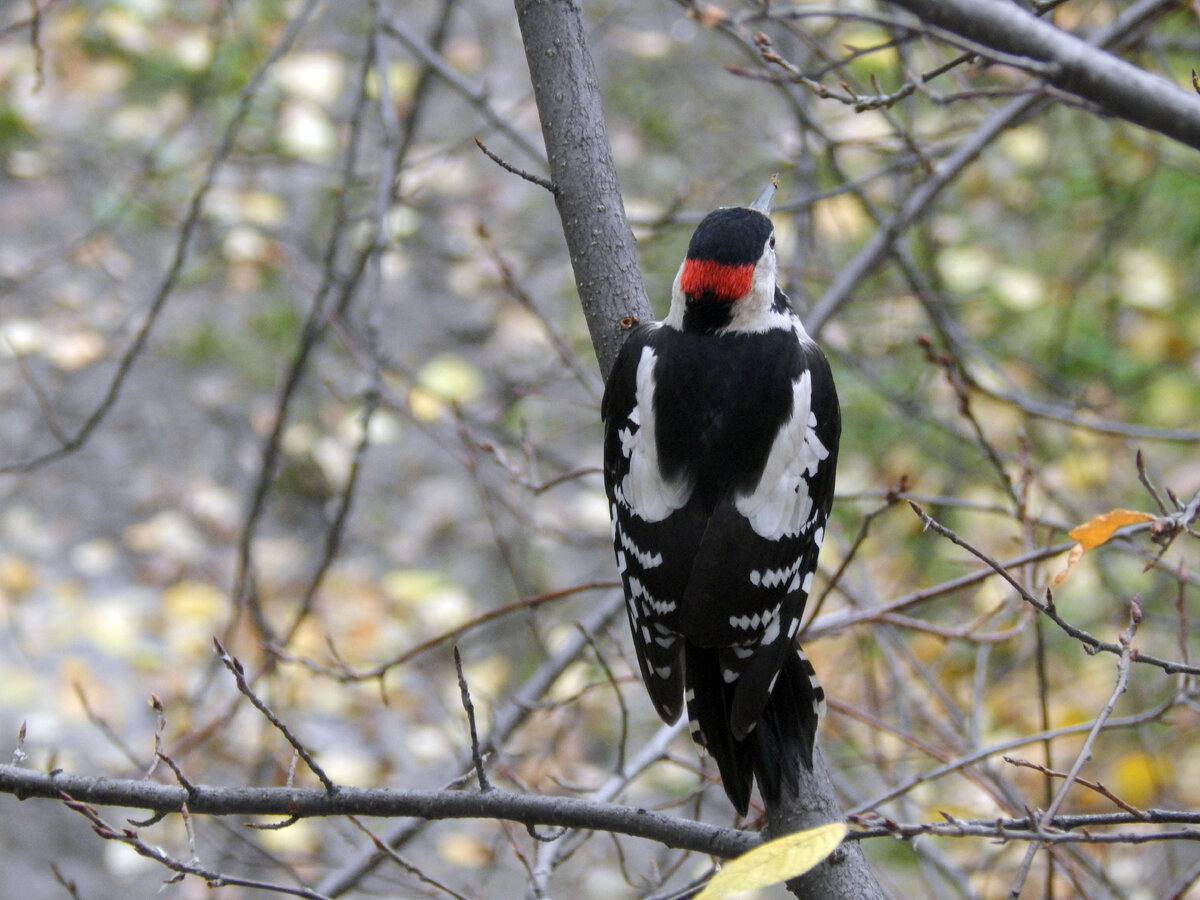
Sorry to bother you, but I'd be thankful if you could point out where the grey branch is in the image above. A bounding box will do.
[886,0,1200,150]
[514,0,651,381]
[0,763,754,859]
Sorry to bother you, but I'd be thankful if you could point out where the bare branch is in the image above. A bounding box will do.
[1009,602,1141,895]
[475,137,557,193]
[908,502,1200,676]
[60,797,334,899]
[809,0,1189,334]
[0,764,757,859]
[453,645,491,793]
[0,0,324,476]
[884,0,1200,150]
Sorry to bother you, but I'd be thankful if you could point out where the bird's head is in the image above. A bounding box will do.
[666,183,783,333]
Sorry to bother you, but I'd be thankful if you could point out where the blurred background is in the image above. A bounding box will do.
[0,1,1198,897]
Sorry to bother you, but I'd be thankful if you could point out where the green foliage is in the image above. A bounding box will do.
[0,102,31,153]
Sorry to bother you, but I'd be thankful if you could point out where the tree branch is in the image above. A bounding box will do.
[0,763,754,859]
[885,0,1200,150]
[513,0,651,381]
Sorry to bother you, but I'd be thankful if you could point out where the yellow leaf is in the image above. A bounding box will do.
[407,385,445,422]
[0,555,38,599]
[696,822,847,899]
[409,354,484,421]
[417,353,484,405]
[163,580,225,620]
[437,832,493,868]
[1110,749,1172,808]
[1068,509,1154,551]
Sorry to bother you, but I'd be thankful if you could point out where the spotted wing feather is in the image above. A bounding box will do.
[602,324,691,723]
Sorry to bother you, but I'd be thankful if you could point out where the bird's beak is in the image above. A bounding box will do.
[749,181,776,214]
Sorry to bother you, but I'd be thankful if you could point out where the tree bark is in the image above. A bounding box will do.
[768,747,889,900]
[514,0,651,381]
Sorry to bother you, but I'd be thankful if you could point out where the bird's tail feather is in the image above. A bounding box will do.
[685,643,822,816]
[750,647,822,808]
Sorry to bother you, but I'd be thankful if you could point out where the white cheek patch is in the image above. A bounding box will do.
[735,368,830,540]
[620,346,691,522]
[720,240,795,334]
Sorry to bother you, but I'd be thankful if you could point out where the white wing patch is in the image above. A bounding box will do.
[734,367,830,540]
[628,575,677,617]
[620,346,691,522]
[613,507,664,569]
[749,555,804,590]
[729,603,781,637]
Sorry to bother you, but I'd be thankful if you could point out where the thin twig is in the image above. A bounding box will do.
[1137,450,1172,515]
[576,621,629,774]
[1008,603,1140,896]
[156,752,199,803]
[347,816,472,900]
[228,8,380,648]
[851,688,1175,814]
[453,645,491,793]
[907,503,1200,676]
[49,863,81,900]
[383,16,547,164]
[475,138,557,193]
[60,796,335,899]
[1003,756,1145,817]
[275,582,618,687]
[71,683,147,772]
[144,694,167,780]
[213,639,338,795]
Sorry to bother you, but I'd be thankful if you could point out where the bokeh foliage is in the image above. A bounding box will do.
[0,1,1198,898]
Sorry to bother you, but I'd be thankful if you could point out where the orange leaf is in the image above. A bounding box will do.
[1053,542,1084,585]
[1068,509,1155,551]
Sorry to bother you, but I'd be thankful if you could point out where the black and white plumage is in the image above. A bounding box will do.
[601,185,840,816]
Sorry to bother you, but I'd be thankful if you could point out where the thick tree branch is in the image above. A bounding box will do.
[767,747,888,899]
[514,0,651,381]
[885,0,1200,150]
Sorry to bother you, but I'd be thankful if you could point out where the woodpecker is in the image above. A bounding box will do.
[601,184,840,816]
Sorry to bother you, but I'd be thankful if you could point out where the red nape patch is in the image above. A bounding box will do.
[680,258,754,301]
